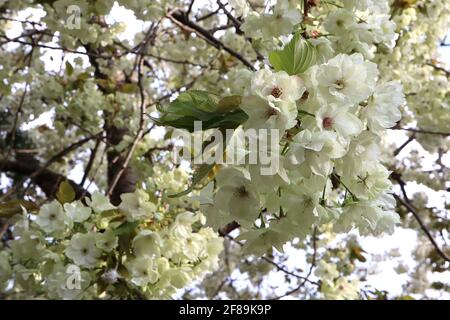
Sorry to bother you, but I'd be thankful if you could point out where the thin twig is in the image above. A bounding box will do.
[393,133,415,156]
[217,1,243,33]
[226,235,320,286]
[196,7,221,21]
[81,137,102,187]
[187,0,196,16]
[0,133,100,201]
[167,10,256,71]
[426,61,450,77]
[106,24,157,197]
[273,227,318,299]
[0,223,9,241]
[392,184,450,263]
[0,34,109,58]
[391,127,450,137]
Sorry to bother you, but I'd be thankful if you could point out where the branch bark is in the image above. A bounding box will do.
[168,10,256,71]
[218,220,240,236]
[106,127,139,206]
[394,193,450,263]
[391,127,450,136]
[1,159,88,200]
[392,174,450,263]
[83,35,139,205]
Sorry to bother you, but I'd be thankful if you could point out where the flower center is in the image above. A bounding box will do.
[335,79,345,90]
[322,116,334,130]
[81,248,88,255]
[49,213,57,220]
[271,86,282,98]
[235,186,249,198]
[301,90,309,100]
[266,107,279,118]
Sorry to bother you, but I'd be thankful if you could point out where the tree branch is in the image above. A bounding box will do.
[391,127,450,137]
[218,220,240,236]
[391,176,450,263]
[187,0,196,16]
[273,227,318,299]
[1,159,88,200]
[217,1,243,34]
[426,61,450,77]
[1,133,99,200]
[394,194,450,262]
[393,133,415,156]
[167,10,256,71]
[106,24,157,203]
[225,235,320,286]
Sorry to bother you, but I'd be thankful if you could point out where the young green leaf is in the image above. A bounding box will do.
[269,34,317,75]
[56,180,76,204]
[65,61,74,76]
[118,83,139,94]
[168,163,215,198]
[217,95,242,113]
[113,221,140,236]
[149,90,247,132]
[0,200,39,218]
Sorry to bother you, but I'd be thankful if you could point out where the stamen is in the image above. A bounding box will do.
[335,79,345,90]
[322,116,334,130]
[271,87,282,98]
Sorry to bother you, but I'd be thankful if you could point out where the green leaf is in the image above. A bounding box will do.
[77,72,90,82]
[217,95,242,113]
[150,110,248,132]
[118,83,139,94]
[65,61,74,76]
[96,79,115,92]
[56,180,76,204]
[350,245,367,262]
[0,200,39,218]
[163,90,219,120]
[168,163,215,198]
[113,221,139,236]
[150,90,247,132]
[269,34,317,75]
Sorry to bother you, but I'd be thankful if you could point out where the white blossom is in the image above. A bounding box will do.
[86,191,116,212]
[36,201,67,234]
[65,232,102,268]
[64,200,92,223]
[119,189,156,222]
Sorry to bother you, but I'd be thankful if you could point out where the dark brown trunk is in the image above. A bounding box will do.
[106,126,137,206]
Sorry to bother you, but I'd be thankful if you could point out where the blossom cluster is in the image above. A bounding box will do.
[0,0,428,301]
[319,0,397,59]
[378,0,449,154]
[196,1,406,255]
[0,190,222,299]
[315,260,359,300]
[241,0,303,39]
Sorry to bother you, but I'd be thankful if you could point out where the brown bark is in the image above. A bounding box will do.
[218,220,240,236]
[106,126,138,206]
[1,159,88,200]
[84,41,138,205]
